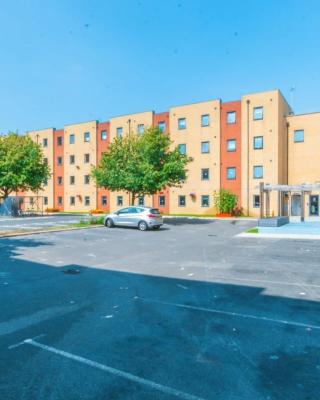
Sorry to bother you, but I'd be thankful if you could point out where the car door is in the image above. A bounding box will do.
[114,208,131,225]
[125,207,139,226]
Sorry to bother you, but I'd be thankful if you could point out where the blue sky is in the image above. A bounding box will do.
[1,0,320,133]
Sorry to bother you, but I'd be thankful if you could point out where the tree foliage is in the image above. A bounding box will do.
[92,127,189,204]
[214,189,237,214]
[0,132,50,198]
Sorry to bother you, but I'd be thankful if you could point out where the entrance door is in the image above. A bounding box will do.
[291,194,301,216]
[309,195,319,216]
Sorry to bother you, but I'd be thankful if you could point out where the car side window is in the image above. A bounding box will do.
[128,207,138,213]
[118,208,130,214]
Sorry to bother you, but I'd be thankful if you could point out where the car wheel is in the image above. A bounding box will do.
[153,226,160,230]
[105,218,114,228]
[138,221,148,231]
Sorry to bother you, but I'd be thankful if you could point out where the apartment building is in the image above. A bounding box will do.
[24,89,320,218]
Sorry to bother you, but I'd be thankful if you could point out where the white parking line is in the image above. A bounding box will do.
[19,339,205,400]
[138,298,320,331]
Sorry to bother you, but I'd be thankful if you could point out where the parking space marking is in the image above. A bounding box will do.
[19,339,205,400]
[138,298,320,330]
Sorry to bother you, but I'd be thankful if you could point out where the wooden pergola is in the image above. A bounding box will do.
[259,182,320,220]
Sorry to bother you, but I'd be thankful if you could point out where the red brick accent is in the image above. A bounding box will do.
[96,122,110,211]
[220,101,241,206]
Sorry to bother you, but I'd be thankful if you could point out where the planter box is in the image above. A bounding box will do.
[258,217,289,227]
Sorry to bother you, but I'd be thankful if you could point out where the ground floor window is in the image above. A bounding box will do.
[253,195,260,208]
[201,195,209,207]
[138,196,144,206]
[57,197,63,206]
[178,195,186,207]
[70,196,75,206]
[159,195,166,206]
[30,197,34,205]
[44,197,48,206]
[309,195,319,216]
[117,196,123,206]
[85,196,90,206]
[101,196,107,206]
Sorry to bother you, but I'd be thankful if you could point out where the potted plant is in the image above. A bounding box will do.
[214,189,237,217]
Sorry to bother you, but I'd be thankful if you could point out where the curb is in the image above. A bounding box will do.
[0,225,104,239]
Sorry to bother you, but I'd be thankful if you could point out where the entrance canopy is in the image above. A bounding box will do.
[258,182,320,221]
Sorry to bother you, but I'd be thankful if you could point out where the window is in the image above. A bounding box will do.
[227,167,236,180]
[57,197,63,206]
[159,195,166,206]
[158,121,166,132]
[101,196,107,206]
[253,106,263,120]
[30,197,34,205]
[201,114,210,127]
[201,195,210,207]
[70,196,75,206]
[84,175,90,184]
[43,179,48,186]
[253,195,260,208]
[84,154,90,163]
[253,165,263,179]
[227,139,236,152]
[57,156,62,166]
[253,136,264,149]
[116,127,123,137]
[57,176,63,185]
[117,196,123,206]
[294,129,304,143]
[178,118,186,130]
[43,138,48,147]
[44,197,48,206]
[178,195,186,207]
[227,111,236,124]
[138,196,144,206]
[69,134,75,144]
[201,168,209,180]
[84,132,90,142]
[178,144,186,155]
[57,136,63,146]
[44,158,48,164]
[101,130,107,140]
[137,124,144,134]
[201,141,210,153]
[70,155,75,164]
[84,196,90,206]
[70,176,75,185]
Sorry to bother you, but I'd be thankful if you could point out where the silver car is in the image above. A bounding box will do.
[104,206,163,231]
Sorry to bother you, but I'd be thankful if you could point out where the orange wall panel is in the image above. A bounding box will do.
[53,129,64,210]
[220,101,241,205]
[152,112,170,214]
[97,122,110,211]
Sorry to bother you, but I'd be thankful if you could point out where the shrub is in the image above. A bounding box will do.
[214,189,237,214]
[45,208,60,213]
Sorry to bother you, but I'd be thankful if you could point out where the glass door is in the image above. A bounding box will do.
[309,195,319,216]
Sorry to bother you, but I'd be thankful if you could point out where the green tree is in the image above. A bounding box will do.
[214,189,237,214]
[0,132,50,199]
[92,127,189,205]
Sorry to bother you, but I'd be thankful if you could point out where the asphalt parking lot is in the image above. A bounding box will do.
[0,219,320,400]
[0,215,83,232]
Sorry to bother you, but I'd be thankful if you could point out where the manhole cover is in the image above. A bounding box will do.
[62,268,81,275]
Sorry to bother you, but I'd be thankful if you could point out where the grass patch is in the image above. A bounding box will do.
[74,216,105,227]
[246,227,259,234]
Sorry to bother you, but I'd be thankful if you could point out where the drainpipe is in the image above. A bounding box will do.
[246,99,250,216]
[286,121,290,185]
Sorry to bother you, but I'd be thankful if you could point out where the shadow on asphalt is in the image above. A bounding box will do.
[0,237,319,400]
[163,217,215,226]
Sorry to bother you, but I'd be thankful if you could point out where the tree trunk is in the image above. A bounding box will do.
[131,193,136,206]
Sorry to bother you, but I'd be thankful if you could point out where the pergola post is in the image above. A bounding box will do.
[266,190,270,218]
[259,182,264,219]
[278,190,282,217]
[301,190,305,222]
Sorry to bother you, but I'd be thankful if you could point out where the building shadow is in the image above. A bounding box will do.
[0,236,319,400]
